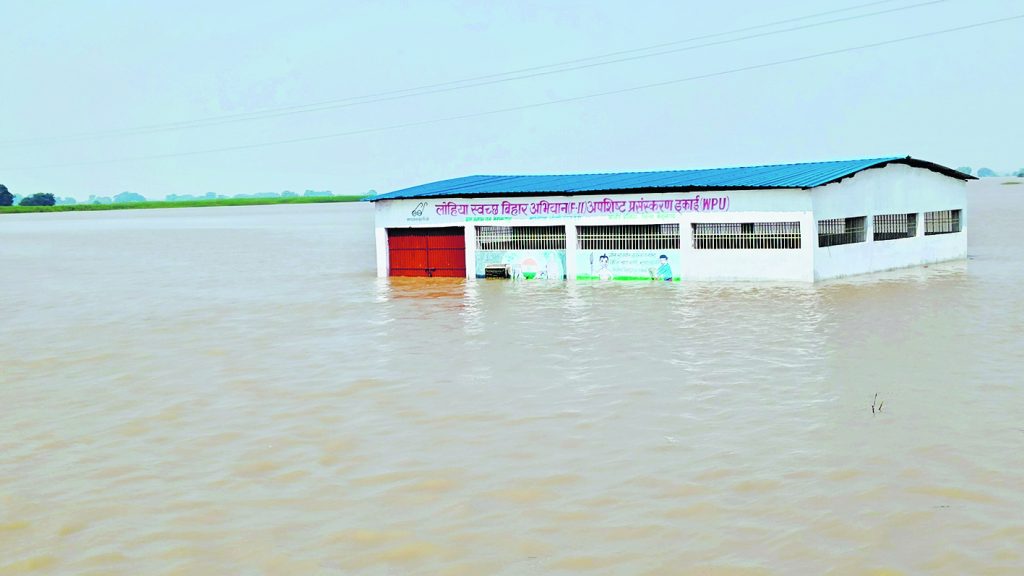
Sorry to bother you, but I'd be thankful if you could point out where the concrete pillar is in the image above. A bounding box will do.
[802,213,818,250]
[464,224,476,279]
[802,213,817,282]
[679,217,694,281]
[375,227,388,278]
[564,223,577,280]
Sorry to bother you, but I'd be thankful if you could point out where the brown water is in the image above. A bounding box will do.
[2,181,1023,575]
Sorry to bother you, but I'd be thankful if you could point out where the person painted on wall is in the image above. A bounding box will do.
[544,252,564,280]
[597,254,613,281]
[650,254,673,281]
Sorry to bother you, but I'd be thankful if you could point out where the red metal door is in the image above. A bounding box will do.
[388,227,466,277]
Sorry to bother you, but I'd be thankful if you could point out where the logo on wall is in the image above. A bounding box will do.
[407,201,430,222]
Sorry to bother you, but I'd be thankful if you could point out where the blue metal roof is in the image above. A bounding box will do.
[366,156,971,201]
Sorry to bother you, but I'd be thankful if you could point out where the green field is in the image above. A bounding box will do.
[0,195,365,214]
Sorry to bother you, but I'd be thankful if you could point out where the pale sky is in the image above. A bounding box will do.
[3,0,1022,200]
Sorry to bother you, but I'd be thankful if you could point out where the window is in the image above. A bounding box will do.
[924,210,961,235]
[874,213,917,241]
[692,222,801,249]
[818,216,866,247]
[476,226,565,250]
[577,224,680,250]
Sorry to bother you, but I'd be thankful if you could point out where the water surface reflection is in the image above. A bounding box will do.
[2,186,1022,574]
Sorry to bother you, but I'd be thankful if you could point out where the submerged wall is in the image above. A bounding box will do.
[576,250,680,281]
[373,166,968,282]
[476,250,566,280]
[812,164,968,280]
[373,188,813,277]
[682,207,815,282]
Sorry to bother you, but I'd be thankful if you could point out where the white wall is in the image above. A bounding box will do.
[375,227,388,278]
[372,167,968,282]
[682,210,815,282]
[811,164,968,280]
[373,189,803,228]
[373,188,817,282]
[463,224,476,279]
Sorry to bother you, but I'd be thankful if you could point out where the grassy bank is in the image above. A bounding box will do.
[0,195,365,214]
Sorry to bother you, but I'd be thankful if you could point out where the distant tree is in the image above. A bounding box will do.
[0,184,12,206]
[56,196,77,205]
[977,167,998,178]
[88,195,112,204]
[303,189,332,197]
[114,191,146,203]
[956,167,972,176]
[281,191,297,198]
[1016,168,1024,177]
[19,193,56,206]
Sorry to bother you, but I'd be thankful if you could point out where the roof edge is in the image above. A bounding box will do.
[367,184,798,201]
[366,156,974,201]
[808,156,977,188]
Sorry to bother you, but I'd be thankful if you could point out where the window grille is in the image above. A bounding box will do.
[692,222,801,250]
[924,209,961,235]
[476,226,566,250]
[874,213,917,241]
[818,216,866,247]
[577,224,680,250]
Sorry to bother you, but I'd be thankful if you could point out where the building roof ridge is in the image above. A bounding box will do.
[366,156,970,201]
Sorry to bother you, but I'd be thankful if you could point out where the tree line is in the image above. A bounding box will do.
[0,185,56,206]
[0,185,341,207]
[957,167,1024,177]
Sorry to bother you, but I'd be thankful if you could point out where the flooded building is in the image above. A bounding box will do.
[367,157,971,282]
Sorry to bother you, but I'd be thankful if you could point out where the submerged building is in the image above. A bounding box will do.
[367,157,971,282]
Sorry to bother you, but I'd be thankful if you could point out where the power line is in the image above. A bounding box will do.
[7,12,1020,172]
[1,0,940,146]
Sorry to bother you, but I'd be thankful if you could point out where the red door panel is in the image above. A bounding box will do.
[388,227,466,277]
[427,249,462,277]
[388,234,426,249]
[427,234,465,249]
[389,248,428,276]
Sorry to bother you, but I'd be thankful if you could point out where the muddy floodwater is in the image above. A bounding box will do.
[2,181,1023,575]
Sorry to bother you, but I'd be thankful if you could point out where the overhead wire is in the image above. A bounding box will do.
[1,0,942,146]
[7,12,1020,172]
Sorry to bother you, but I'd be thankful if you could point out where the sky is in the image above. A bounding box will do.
[3,0,1022,200]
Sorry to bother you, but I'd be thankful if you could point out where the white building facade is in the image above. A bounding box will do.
[369,158,969,282]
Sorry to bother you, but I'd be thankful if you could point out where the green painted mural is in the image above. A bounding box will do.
[476,250,566,280]
[576,250,680,281]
